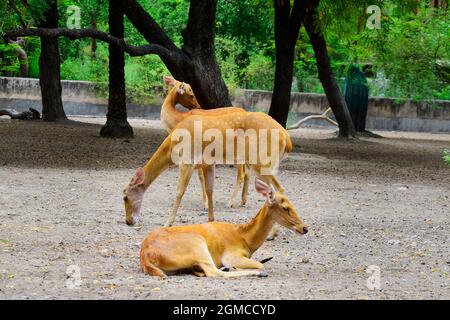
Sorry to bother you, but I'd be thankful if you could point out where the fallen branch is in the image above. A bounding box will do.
[287,107,338,130]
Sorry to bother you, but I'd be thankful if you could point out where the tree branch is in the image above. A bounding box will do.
[118,0,180,52]
[288,0,306,46]
[8,0,27,29]
[3,28,175,60]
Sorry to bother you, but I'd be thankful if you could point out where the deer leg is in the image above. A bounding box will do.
[267,225,279,241]
[228,165,244,208]
[192,270,206,277]
[198,168,208,210]
[269,176,285,194]
[222,255,264,270]
[165,164,194,227]
[240,165,250,207]
[202,165,215,222]
[198,262,263,278]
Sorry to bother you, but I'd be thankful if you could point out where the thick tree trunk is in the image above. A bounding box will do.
[180,0,231,108]
[269,51,295,126]
[268,0,301,127]
[100,0,133,138]
[303,6,355,138]
[120,0,231,108]
[38,0,66,121]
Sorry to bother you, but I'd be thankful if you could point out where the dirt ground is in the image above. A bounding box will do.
[0,116,448,300]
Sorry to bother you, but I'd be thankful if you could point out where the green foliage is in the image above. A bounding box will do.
[359,6,450,101]
[243,53,274,91]
[27,0,51,23]
[0,0,448,105]
[60,42,169,103]
[215,1,275,91]
[0,43,19,75]
[143,0,189,46]
[124,54,169,104]
[444,149,450,165]
[294,29,322,93]
[60,43,108,85]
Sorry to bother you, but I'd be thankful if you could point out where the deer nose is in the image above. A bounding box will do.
[302,226,308,234]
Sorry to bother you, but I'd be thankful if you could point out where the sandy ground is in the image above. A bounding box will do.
[0,116,449,300]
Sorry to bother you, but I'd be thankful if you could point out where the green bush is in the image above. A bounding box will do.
[0,44,20,75]
[60,43,169,104]
[242,53,274,91]
[360,8,449,101]
[60,44,108,85]
[124,54,169,104]
[444,149,450,165]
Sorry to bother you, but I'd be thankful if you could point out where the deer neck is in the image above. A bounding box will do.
[141,136,173,190]
[238,204,275,254]
[161,88,188,131]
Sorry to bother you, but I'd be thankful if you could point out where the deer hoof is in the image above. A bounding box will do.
[258,271,268,278]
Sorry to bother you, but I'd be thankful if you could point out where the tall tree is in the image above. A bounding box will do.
[268,0,303,128]
[302,0,354,137]
[268,0,355,137]
[119,0,231,108]
[100,1,133,138]
[6,0,232,110]
[37,0,66,121]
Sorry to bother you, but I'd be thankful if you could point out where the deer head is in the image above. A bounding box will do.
[163,75,200,110]
[255,178,308,235]
[123,167,146,225]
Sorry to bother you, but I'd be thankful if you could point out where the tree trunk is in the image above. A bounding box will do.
[268,0,302,127]
[100,0,133,138]
[429,0,448,8]
[38,0,66,121]
[303,4,355,138]
[180,0,231,108]
[120,0,231,108]
[9,39,29,77]
[91,17,97,57]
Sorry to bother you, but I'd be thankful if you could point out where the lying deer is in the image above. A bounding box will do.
[140,178,308,278]
[160,76,250,208]
[123,109,291,228]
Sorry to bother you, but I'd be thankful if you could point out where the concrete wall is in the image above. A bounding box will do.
[233,89,450,133]
[1,77,449,132]
[0,77,162,119]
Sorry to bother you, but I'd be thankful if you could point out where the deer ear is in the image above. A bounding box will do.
[133,167,145,186]
[268,185,276,203]
[255,178,276,203]
[163,75,176,87]
[255,178,269,197]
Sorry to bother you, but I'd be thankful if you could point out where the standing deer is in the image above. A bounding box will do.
[140,178,308,278]
[123,109,292,228]
[160,76,250,208]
